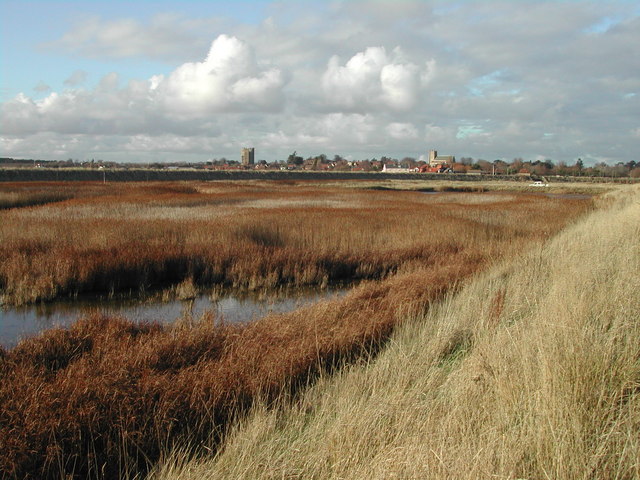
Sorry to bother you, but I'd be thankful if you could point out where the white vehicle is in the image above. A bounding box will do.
[529,180,549,187]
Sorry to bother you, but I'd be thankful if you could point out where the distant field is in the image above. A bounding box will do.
[0,180,593,479]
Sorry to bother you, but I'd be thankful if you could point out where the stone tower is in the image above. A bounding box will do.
[241,147,255,166]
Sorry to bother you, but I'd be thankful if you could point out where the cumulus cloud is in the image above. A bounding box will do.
[322,47,426,111]
[155,35,286,114]
[1,35,287,139]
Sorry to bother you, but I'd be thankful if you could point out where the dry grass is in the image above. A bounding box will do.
[0,180,593,479]
[156,185,640,480]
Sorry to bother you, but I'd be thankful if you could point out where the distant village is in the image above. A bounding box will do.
[1,148,639,178]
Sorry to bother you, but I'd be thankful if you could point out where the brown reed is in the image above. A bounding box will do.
[0,181,589,305]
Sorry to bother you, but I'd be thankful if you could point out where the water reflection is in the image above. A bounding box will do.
[1,287,345,349]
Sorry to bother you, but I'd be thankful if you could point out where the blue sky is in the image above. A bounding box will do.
[1,0,275,100]
[1,0,639,164]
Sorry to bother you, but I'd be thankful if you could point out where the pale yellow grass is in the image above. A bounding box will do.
[154,185,640,480]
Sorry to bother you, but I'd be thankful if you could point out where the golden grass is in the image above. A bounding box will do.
[156,185,640,480]
[0,180,594,479]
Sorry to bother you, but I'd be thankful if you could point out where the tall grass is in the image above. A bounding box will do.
[159,185,640,480]
[0,181,593,479]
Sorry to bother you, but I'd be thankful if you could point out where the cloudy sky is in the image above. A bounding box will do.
[1,0,638,164]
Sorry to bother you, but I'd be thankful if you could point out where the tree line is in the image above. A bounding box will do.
[2,156,639,178]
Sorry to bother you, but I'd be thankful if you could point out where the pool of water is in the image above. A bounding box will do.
[0,287,345,349]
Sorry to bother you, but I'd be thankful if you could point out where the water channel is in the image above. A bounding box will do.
[0,287,346,349]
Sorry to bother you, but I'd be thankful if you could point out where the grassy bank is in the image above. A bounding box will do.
[155,185,639,479]
[0,181,592,479]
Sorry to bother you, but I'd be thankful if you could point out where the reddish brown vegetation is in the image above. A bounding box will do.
[0,262,474,479]
[0,181,592,478]
[0,181,588,305]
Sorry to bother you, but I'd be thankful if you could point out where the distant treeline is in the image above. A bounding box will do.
[2,155,639,179]
[0,167,638,183]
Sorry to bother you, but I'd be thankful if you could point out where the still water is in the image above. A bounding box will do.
[1,287,344,349]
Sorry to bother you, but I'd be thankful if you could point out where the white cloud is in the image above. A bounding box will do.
[155,35,286,114]
[380,63,420,110]
[386,122,418,140]
[322,47,425,112]
[1,35,287,139]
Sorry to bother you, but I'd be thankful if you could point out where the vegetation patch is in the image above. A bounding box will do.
[0,180,593,479]
[161,185,639,480]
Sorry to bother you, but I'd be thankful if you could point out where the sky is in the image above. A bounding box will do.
[1,0,639,164]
